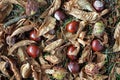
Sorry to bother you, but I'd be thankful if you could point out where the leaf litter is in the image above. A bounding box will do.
[0,0,120,80]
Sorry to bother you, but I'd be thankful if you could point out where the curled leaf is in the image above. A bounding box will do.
[16,47,27,62]
[37,16,56,37]
[1,56,22,80]
[0,61,10,77]
[75,21,87,39]
[64,0,95,11]
[6,35,16,47]
[8,40,36,55]
[10,24,35,37]
[44,39,64,52]
[29,58,41,72]
[113,22,120,52]
[39,56,52,69]
[43,33,55,41]
[40,0,61,18]
[20,63,31,78]
[30,58,41,80]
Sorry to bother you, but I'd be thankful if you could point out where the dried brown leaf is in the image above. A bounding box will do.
[77,70,108,80]
[84,63,99,76]
[37,0,47,6]
[7,0,46,8]
[20,63,31,78]
[32,71,41,80]
[40,0,61,18]
[44,39,64,52]
[9,75,15,80]
[6,36,16,47]
[113,22,120,52]
[64,1,99,22]
[8,40,36,55]
[30,58,41,72]
[10,24,35,37]
[94,52,106,63]
[37,16,56,37]
[3,0,21,5]
[2,0,26,7]
[39,56,52,69]
[102,32,108,45]
[43,33,55,41]
[79,31,86,39]
[0,61,10,77]
[39,56,48,65]
[0,1,13,22]
[75,21,87,39]
[16,47,27,62]
[79,45,91,63]
[30,58,41,80]
[94,75,108,80]
[64,0,108,23]
[42,74,49,80]
[45,55,60,64]
[77,0,95,11]
[78,69,89,80]
[100,9,109,17]
[63,31,76,40]
[77,38,86,47]
[67,8,99,22]
[64,0,95,11]
[1,56,22,80]
[64,0,79,11]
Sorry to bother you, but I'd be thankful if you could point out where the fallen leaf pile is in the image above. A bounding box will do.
[0,0,120,80]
